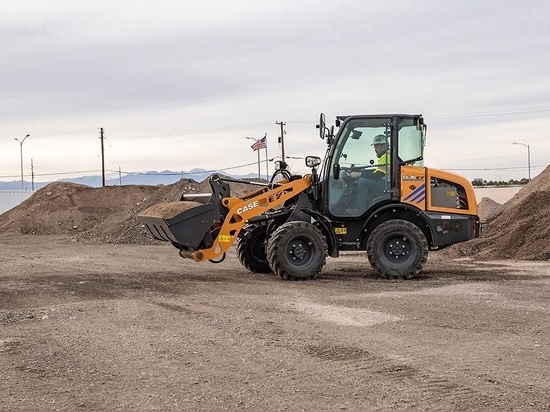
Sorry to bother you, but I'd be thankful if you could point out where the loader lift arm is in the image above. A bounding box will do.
[192,174,312,262]
[138,173,313,263]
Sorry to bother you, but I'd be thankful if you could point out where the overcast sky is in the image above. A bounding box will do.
[1,0,549,184]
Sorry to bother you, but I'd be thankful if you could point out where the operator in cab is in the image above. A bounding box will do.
[349,134,390,213]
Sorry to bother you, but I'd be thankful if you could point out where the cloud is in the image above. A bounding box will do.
[1,0,549,183]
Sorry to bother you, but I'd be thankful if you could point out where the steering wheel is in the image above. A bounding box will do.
[330,167,357,211]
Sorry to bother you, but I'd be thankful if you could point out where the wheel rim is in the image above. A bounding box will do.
[383,235,412,263]
[252,233,266,257]
[287,237,314,266]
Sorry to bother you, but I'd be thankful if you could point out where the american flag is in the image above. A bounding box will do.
[251,135,267,151]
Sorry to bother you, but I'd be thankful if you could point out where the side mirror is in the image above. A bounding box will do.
[317,113,326,139]
[305,156,321,168]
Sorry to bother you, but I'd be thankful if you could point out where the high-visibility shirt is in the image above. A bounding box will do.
[375,151,390,178]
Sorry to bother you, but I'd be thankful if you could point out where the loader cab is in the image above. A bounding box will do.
[321,114,425,218]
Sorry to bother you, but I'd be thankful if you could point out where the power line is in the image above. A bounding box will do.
[3,106,550,137]
[428,107,550,120]
[0,170,99,179]
[1,162,547,181]
[0,159,262,180]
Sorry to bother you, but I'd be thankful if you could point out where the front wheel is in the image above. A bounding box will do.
[267,221,327,281]
[367,219,428,280]
[235,223,271,273]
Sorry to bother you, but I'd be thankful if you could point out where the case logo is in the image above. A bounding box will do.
[237,200,260,214]
[402,175,424,181]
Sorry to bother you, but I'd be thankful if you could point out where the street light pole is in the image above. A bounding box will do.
[14,134,30,190]
[512,142,531,181]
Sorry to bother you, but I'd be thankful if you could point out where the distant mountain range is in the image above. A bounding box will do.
[0,169,261,191]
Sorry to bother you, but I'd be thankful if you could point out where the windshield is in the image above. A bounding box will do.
[332,117,424,169]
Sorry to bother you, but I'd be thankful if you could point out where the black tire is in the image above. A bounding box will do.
[267,221,327,281]
[235,223,272,273]
[367,219,428,280]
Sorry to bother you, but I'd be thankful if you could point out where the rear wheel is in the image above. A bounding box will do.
[235,223,271,273]
[367,219,428,280]
[267,221,327,280]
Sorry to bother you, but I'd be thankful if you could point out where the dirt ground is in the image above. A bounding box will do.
[1,167,549,410]
[1,234,549,411]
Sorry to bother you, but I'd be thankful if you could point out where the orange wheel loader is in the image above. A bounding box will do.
[137,113,481,280]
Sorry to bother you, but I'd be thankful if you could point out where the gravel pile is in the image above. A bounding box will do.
[1,167,549,260]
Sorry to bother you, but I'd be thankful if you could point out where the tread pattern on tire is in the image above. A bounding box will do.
[366,219,428,280]
[235,223,272,273]
[266,221,327,281]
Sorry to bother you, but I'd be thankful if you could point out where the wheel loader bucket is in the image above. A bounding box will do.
[137,201,218,248]
[138,174,232,252]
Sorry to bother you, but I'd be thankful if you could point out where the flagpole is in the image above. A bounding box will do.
[264,133,268,179]
[246,136,259,179]
[246,135,266,180]
[264,146,268,178]
[256,148,260,179]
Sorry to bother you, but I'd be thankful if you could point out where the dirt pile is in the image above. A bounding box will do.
[1,168,549,260]
[452,164,550,261]
[0,175,260,244]
[0,181,160,244]
[139,201,203,219]
[477,197,503,221]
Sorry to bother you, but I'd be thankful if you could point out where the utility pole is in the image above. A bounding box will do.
[100,128,106,187]
[276,121,286,162]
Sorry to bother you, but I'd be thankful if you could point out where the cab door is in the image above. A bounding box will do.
[326,117,392,218]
